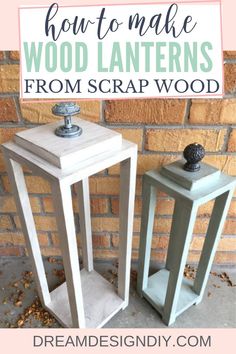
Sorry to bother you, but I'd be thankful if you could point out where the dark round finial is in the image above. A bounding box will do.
[52,102,82,138]
[183,143,205,172]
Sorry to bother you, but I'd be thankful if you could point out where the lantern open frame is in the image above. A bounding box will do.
[137,168,235,326]
[2,139,137,328]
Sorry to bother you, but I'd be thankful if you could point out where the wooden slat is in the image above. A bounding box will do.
[118,149,137,309]
[193,188,235,303]
[77,178,93,271]
[137,176,157,296]
[2,140,136,184]
[51,181,85,328]
[2,154,51,306]
[163,200,198,325]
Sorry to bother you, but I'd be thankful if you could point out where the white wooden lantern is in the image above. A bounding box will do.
[1,105,137,328]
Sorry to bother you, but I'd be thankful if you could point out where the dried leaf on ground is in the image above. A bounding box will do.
[14,299,55,328]
[184,264,196,280]
[48,257,63,265]
[52,269,65,282]
[211,271,236,287]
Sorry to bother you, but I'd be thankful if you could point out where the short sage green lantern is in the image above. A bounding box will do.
[137,143,236,326]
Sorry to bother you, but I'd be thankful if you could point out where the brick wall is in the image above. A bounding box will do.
[0,50,235,265]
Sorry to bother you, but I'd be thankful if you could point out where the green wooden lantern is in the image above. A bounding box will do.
[137,143,236,326]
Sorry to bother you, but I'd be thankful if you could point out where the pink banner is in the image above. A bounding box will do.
[0,0,235,50]
[0,328,236,354]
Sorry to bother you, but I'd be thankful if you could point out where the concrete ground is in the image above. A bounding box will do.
[0,257,235,328]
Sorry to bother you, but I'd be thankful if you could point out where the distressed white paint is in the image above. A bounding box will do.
[2,124,137,328]
[15,118,122,169]
[46,269,124,328]
[77,178,93,272]
[2,155,51,306]
[118,153,137,308]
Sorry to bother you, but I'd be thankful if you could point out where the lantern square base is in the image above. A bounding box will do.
[142,269,199,325]
[46,269,124,328]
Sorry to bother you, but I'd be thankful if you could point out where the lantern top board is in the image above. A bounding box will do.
[14,118,122,169]
[160,159,221,191]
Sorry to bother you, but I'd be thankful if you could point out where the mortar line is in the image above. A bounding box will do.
[184,99,191,125]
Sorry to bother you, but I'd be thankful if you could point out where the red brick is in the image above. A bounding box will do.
[0,153,5,171]
[223,219,236,234]
[150,251,166,263]
[224,51,236,59]
[20,101,100,123]
[204,155,236,176]
[228,129,236,152]
[229,200,236,217]
[189,99,236,125]
[108,155,179,176]
[0,97,18,122]
[51,233,60,247]
[0,247,22,256]
[0,64,19,92]
[0,231,49,246]
[213,252,236,264]
[137,155,179,176]
[218,237,236,251]
[93,249,118,260]
[0,127,26,144]
[111,197,174,216]
[112,197,235,219]
[198,201,214,217]
[90,177,120,195]
[224,63,236,93]
[90,198,109,214]
[112,234,169,250]
[145,128,226,152]
[105,99,187,125]
[2,175,51,194]
[89,176,142,196]
[92,234,110,248]
[41,247,62,257]
[92,217,141,233]
[0,196,41,213]
[190,236,236,251]
[152,217,212,235]
[42,196,77,213]
[14,215,57,232]
[42,196,108,214]
[9,51,20,61]
[113,128,143,151]
[0,215,14,230]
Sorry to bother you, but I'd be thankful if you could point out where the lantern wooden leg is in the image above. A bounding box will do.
[193,189,234,304]
[51,181,85,328]
[77,178,93,272]
[166,200,183,271]
[137,178,157,296]
[163,200,198,325]
[3,156,51,306]
[118,152,137,309]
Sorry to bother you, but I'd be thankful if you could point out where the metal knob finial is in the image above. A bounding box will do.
[52,102,82,138]
[183,143,205,172]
